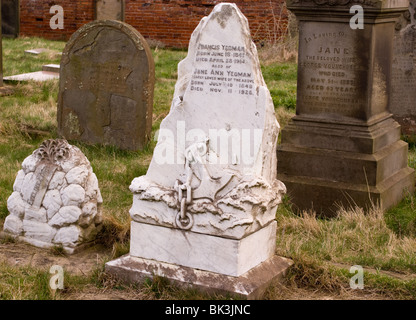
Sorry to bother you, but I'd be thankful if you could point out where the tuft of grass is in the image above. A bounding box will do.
[50,245,67,257]
[0,263,53,300]
[385,193,416,238]
[276,206,416,274]
[274,205,416,298]
[408,145,416,170]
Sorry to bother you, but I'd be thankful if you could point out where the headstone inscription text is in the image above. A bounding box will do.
[390,0,416,135]
[297,23,367,120]
[277,0,414,216]
[191,43,254,96]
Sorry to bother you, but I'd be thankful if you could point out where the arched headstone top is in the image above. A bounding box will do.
[58,20,155,151]
[61,20,150,63]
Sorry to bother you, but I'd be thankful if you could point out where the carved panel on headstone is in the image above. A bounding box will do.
[391,0,416,136]
[57,20,155,151]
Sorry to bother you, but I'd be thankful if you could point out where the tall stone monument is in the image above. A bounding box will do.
[277,0,415,216]
[57,20,154,151]
[106,3,292,299]
[390,0,416,136]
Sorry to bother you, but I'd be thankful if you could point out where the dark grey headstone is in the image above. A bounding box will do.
[277,0,415,216]
[1,0,19,38]
[390,0,416,136]
[57,20,155,151]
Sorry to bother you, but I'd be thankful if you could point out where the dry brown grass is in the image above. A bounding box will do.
[257,2,299,65]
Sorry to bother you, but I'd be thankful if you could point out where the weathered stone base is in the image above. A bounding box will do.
[280,116,402,154]
[130,221,277,277]
[278,166,414,216]
[105,254,293,299]
[277,117,415,216]
[0,231,95,254]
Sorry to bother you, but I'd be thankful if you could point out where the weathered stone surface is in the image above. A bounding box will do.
[95,0,124,21]
[390,0,416,136]
[130,221,277,277]
[42,64,60,73]
[57,20,155,151]
[3,71,59,82]
[105,254,293,300]
[108,3,289,291]
[25,207,47,223]
[7,191,25,218]
[65,165,89,186]
[49,206,82,228]
[3,215,23,235]
[79,202,98,228]
[129,2,285,240]
[23,220,57,243]
[85,173,102,202]
[61,184,85,207]
[12,170,25,193]
[53,225,81,247]
[21,155,38,174]
[277,0,415,216]
[48,171,65,190]
[43,189,62,219]
[3,139,103,253]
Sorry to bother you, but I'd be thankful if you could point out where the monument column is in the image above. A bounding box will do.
[277,0,415,216]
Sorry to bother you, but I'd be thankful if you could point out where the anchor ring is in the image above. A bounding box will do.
[175,211,194,230]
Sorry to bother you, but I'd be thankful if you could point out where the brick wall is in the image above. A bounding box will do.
[19,0,288,47]
[20,0,95,41]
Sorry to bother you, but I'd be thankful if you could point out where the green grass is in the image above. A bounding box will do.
[262,63,297,110]
[2,37,64,77]
[1,36,416,300]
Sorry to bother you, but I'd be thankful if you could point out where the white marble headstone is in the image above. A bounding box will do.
[128,3,286,275]
[3,139,103,253]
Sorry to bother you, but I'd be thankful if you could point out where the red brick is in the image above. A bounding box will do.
[19,0,288,47]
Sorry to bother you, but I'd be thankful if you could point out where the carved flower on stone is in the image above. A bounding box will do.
[34,139,71,165]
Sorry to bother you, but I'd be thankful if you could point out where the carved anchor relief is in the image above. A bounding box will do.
[174,138,234,230]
